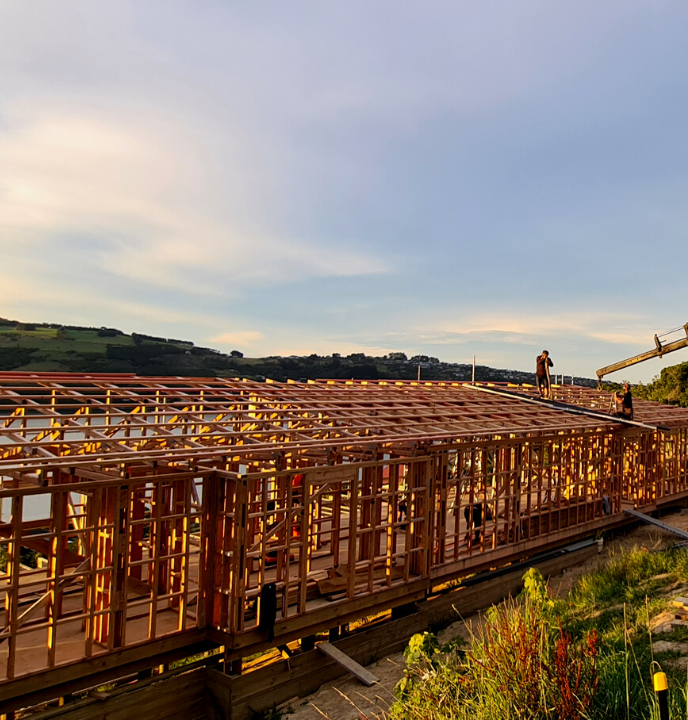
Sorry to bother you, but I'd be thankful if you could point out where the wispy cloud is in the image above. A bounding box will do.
[211,331,264,347]
[0,101,389,298]
[423,310,655,347]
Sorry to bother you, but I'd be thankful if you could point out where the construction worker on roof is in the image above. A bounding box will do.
[536,350,553,399]
[612,382,634,420]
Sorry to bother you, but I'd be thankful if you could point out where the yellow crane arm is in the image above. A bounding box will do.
[596,323,688,385]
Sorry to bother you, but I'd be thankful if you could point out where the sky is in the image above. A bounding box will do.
[1,1,688,382]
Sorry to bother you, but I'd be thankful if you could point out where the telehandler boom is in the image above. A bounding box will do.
[596,323,688,387]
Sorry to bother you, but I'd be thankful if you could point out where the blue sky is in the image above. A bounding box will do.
[1,1,688,382]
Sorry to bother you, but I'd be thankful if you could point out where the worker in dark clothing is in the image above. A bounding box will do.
[259,582,278,641]
[535,350,554,399]
[612,382,634,420]
[464,502,492,544]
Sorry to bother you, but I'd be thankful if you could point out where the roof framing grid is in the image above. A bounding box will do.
[310,378,688,429]
[0,372,640,486]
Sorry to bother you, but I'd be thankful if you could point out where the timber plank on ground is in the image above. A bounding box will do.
[316,642,379,686]
[624,508,688,541]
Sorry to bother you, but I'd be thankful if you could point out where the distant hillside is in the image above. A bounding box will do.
[0,317,597,385]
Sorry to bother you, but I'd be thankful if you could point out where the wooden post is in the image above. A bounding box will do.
[94,487,115,646]
[5,495,22,680]
[198,472,218,629]
[111,485,128,649]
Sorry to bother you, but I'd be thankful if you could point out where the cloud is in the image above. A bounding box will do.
[211,331,264,347]
[0,270,223,332]
[214,325,395,358]
[0,100,389,298]
[423,310,655,347]
[101,231,388,293]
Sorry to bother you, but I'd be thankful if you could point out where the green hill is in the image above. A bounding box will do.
[0,319,214,376]
[0,317,597,385]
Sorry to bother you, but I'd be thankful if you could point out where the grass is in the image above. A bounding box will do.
[18,360,71,371]
[0,325,195,372]
[0,327,133,361]
[387,547,688,720]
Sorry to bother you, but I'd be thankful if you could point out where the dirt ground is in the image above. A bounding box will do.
[283,507,688,720]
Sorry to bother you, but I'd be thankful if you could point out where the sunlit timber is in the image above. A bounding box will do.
[1,372,688,707]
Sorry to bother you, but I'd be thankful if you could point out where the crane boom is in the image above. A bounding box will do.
[596,323,688,385]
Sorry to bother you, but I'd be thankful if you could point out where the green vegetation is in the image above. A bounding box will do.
[0,319,231,377]
[635,362,688,407]
[391,552,688,719]
[0,317,596,384]
[0,544,38,572]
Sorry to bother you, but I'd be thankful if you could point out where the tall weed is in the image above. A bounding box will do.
[390,551,688,720]
[391,569,598,719]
